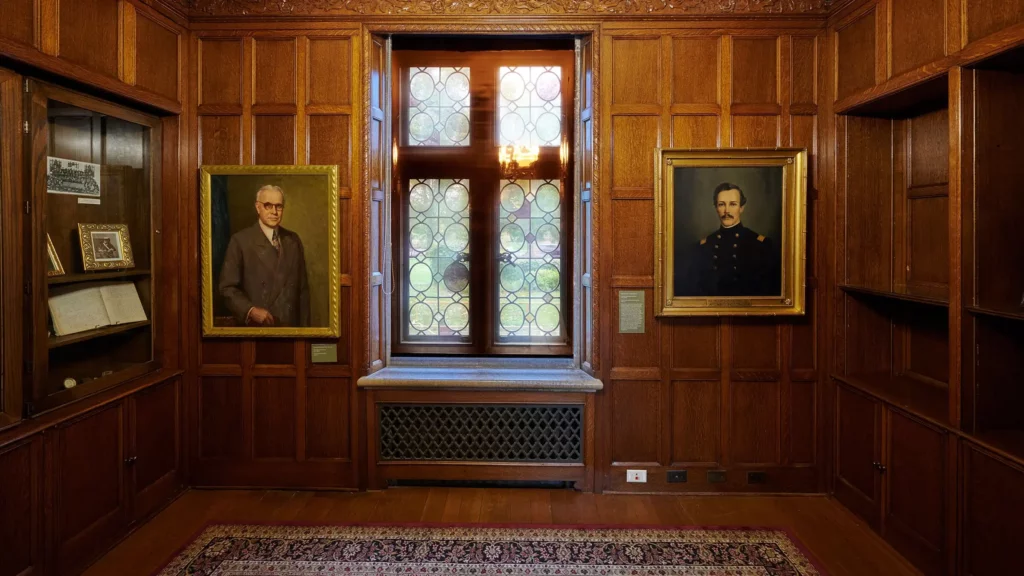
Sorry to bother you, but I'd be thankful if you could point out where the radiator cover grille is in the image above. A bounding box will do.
[378,404,584,463]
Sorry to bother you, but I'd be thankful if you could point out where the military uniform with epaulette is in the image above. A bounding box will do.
[677,223,780,297]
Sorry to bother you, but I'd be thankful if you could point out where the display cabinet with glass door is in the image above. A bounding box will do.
[24,81,162,415]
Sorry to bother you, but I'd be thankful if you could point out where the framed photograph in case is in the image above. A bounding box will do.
[78,223,135,270]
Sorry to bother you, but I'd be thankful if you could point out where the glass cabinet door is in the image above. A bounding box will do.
[0,67,23,427]
[25,81,162,414]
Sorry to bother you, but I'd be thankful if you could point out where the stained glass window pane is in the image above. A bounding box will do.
[407,67,471,146]
[406,179,471,340]
[497,179,563,342]
[498,66,562,147]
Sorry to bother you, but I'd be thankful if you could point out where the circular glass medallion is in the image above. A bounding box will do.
[444,303,469,332]
[409,302,433,332]
[444,182,469,212]
[444,71,470,101]
[500,114,526,143]
[409,71,435,101]
[444,113,470,144]
[535,113,561,144]
[408,223,433,253]
[444,223,469,252]
[500,71,526,101]
[409,263,433,292]
[499,223,526,253]
[500,304,525,333]
[534,183,560,213]
[535,303,560,333]
[499,263,525,293]
[500,182,525,212]
[535,223,560,253]
[443,262,470,293]
[409,182,434,212]
[409,112,435,143]
[535,264,560,293]
[536,71,561,101]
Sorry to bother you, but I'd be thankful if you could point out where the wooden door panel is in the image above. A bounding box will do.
[963,445,1024,576]
[885,410,947,575]
[54,402,127,574]
[834,384,881,529]
[131,379,181,523]
[0,438,42,576]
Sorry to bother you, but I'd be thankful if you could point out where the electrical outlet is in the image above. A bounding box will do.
[707,470,727,484]
[626,469,647,483]
[747,471,767,484]
[667,470,688,483]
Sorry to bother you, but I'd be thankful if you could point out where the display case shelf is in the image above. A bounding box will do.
[833,372,949,427]
[840,284,949,308]
[47,269,151,286]
[48,321,151,350]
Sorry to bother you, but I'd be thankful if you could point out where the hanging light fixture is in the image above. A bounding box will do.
[498,143,540,180]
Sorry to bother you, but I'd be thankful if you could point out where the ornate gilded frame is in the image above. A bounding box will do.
[200,164,341,337]
[78,223,135,270]
[654,148,807,316]
[46,233,65,277]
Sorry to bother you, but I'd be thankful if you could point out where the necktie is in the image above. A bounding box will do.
[271,229,280,251]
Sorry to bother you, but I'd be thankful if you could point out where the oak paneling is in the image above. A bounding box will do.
[731,320,780,371]
[133,380,179,494]
[671,115,719,148]
[306,378,351,459]
[791,292,816,371]
[611,38,661,105]
[0,440,38,576]
[908,196,949,286]
[254,39,297,105]
[611,115,659,189]
[609,380,661,464]
[906,310,949,384]
[909,109,948,188]
[611,289,658,368]
[963,446,1024,575]
[611,200,654,277]
[731,381,780,464]
[732,115,779,147]
[844,116,893,288]
[671,380,720,464]
[200,116,242,164]
[135,14,180,101]
[199,377,245,459]
[253,378,296,459]
[253,115,296,164]
[891,0,945,76]
[966,0,1024,43]
[791,36,817,106]
[200,39,243,105]
[58,0,119,78]
[837,10,877,101]
[201,339,242,365]
[672,37,719,104]
[254,340,295,366]
[308,115,350,184]
[732,38,778,104]
[670,318,720,370]
[308,38,352,105]
[0,0,35,47]
[835,385,882,529]
[790,381,815,464]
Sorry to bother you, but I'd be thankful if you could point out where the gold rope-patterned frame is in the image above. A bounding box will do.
[78,223,136,270]
[654,148,807,316]
[200,164,341,337]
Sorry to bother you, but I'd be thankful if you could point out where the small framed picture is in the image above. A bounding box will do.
[78,223,135,270]
[46,233,65,277]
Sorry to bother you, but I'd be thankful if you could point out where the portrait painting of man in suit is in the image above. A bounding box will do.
[201,167,339,337]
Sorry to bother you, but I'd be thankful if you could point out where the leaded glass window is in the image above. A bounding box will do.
[407,67,471,146]
[498,180,564,342]
[405,179,471,340]
[498,66,563,147]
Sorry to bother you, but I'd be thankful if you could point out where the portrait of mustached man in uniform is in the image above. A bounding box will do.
[677,182,780,297]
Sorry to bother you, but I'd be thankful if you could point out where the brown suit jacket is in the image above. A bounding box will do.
[218,223,310,327]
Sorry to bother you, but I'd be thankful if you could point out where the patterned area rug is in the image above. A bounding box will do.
[156,524,824,575]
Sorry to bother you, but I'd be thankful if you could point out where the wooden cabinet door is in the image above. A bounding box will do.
[963,444,1024,576]
[884,409,949,575]
[129,378,182,523]
[0,437,42,576]
[52,402,128,575]
[834,384,883,529]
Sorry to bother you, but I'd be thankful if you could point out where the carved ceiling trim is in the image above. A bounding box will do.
[189,0,832,17]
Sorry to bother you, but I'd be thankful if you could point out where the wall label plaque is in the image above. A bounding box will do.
[311,343,338,363]
[618,291,645,334]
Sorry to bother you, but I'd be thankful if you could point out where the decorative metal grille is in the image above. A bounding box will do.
[378,404,583,463]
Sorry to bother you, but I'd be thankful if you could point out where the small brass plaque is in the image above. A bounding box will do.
[618,291,645,334]
[310,343,338,363]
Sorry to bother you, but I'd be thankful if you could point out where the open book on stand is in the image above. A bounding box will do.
[48,282,148,337]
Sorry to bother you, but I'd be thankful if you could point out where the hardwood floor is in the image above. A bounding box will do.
[85,488,919,575]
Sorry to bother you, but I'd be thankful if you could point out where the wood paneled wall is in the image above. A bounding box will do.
[0,0,185,113]
[598,25,825,492]
[188,28,361,488]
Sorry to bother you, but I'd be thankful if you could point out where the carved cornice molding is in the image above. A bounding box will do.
[189,0,832,17]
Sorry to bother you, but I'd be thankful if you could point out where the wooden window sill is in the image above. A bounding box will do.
[357,358,602,393]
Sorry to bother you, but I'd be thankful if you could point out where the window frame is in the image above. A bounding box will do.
[390,48,575,356]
